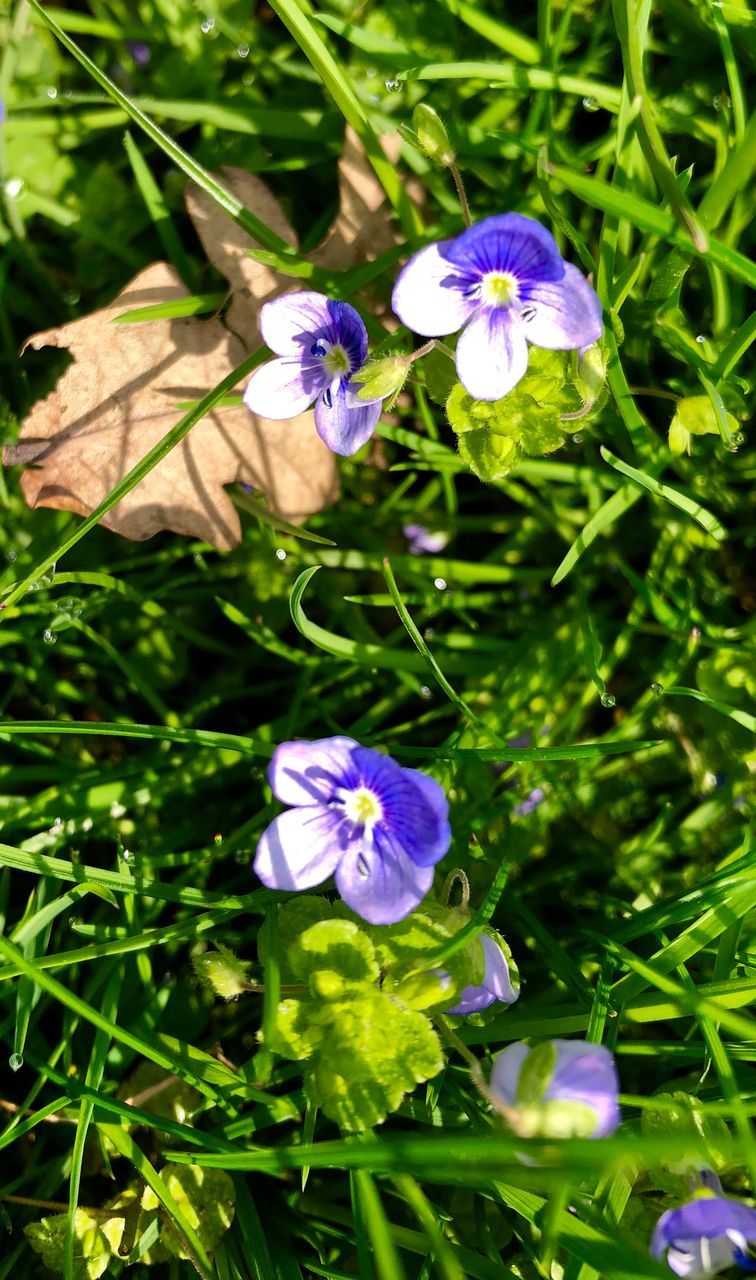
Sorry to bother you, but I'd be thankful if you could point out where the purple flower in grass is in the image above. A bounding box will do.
[403,523,449,556]
[490,1038,620,1139]
[392,213,602,401]
[446,932,520,1015]
[253,737,451,924]
[244,291,383,456]
[652,1197,756,1278]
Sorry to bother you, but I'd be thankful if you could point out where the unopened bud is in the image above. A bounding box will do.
[352,354,410,408]
[412,104,455,168]
[575,342,607,405]
[194,944,251,1000]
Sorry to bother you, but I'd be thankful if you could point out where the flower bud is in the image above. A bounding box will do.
[194,944,251,1001]
[412,104,455,168]
[489,1039,620,1139]
[446,931,519,1016]
[575,342,607,405]
[351,354,410,408]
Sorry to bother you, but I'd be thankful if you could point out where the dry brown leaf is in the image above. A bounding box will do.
[6,129,411,549]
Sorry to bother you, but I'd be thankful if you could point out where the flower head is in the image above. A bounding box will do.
[403,523,449,555]
[651,1196,756,1279]
[446,932,520,1015]
[253,737,451,924]
[391,213,602,401]
[490,1038,620,1139]
[244,291,383,456]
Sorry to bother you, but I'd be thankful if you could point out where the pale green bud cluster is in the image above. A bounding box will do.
[193,942,251,1000]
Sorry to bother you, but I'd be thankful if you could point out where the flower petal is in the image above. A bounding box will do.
[444,213,565,284]
[391,242,479,337]
[547,1040,620,1137]
[521,263,603,350]
[314,381,382,456]
[268,736,360,806]
[455,306,528,401]
[254,805,344,890]
[490,1041,531,1104]
[243,356,321,419]
[259,291,334,356]
[325,299,368,370]
[448,934,520,1014]
[335,836,434,924]
[351,749,451,868]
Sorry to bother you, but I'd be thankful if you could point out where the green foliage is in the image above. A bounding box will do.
[641,1092,732,1175]
[141,1165,236,1261]
[668,395,741,456]
[193,942,252,1000]
[25,1210,124,1280]
[446,349,585,482]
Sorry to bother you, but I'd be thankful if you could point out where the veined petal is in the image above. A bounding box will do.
[455,306,529,401]
[326,299,368,369]
[243,356,321,420]
[490,1041,531,1104]
[335,837,434,924]
[314,381,382,456]
[254,805,344,890]
[269,736,360,806]
[521,263,603,350]
[444,213,565,284]
[391,242,479,337]
[259,291,333,356]
[547,1040,620,1137]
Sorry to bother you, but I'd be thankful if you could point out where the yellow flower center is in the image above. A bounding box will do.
[481,271,519,307]
[323,344,351,379]
[343,787,382,827]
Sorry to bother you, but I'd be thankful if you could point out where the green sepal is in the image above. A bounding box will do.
[516,1098,598,1139]
[420,345,458,406]
[351,354,410,406]
[515,1041,557,1106]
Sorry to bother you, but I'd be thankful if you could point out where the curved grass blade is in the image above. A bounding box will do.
[600,447,727,542]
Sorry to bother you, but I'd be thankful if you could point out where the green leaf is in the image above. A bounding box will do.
[25,1211,125,1280]
[142,1165,236,1260]
[641,1092,732,1173]
[669,395,740,456]
[599,447,727,543]
[290,920,380,999]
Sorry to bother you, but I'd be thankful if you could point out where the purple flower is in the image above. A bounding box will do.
[651,1197,756,1279]
[446,932,520,1015]
[243,291,383,456]
[514,786,545,816]
[403,524,449,556]
[253,737,451,924]
[127,40,151,66]
[391,213,602,401]
[490,1038,620,1139]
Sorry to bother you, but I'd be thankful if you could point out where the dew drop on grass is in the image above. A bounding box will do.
[121,848,135,864]
[582,96,599,112]
[42,628,56,645]
[420,685,432,699]
[9,1053,23,1072]
[651,682,663,695]
[242,72,256,86]
[200,16,215,33]
[572,433,583,444]
[237,44,250,57]
[5,548,17,563]
[434,577,447,590]
[384,78,402,93]
[276,548,287,561]
[600,692,616,708]
[47,87,58,99]
[4,177,25,198]
[695,334,706,344]
[731,431,745,447]
[366,67,378,79]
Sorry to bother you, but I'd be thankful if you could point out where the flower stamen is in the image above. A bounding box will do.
[481,271,519,307]
[343,786,382,829]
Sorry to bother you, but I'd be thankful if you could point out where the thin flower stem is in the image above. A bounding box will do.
[407,339,455,366]
[449,161,473,228]
[435,1016,524,1132]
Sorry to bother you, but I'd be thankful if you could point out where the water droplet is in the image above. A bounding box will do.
[42,628,56,645]
[4,176,25,199]
[68,916,80,931]
[423,627,435,641]
[200,16,215,32]
[214,833,223,845]
[275,548,287,561]
[63,288,80,306]
[49,816,63,835]
[9,1053,23,1072]
[690,626,701,641]
[600,692,616,708]
[695,334,706,344]
[384,78,402,93]
[572,433,583,445]
[234,849,248,864]
[121,848,134,864]
[420,685,432,699]
[582,96,600,112]
[366,67,377,80]
[651,682,663,695]
[434,577,447,591]
[47,87,58,99]
[242,71,256,87]
[237,44,249,57]
[5,548,17,563]
[731,431,745,446]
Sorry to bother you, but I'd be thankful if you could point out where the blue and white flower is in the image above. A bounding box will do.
[244,291,383,456]
[446,932,520,1015]
[391,213,602,401]
[254,737,451,924]
[651,1196,756,1279]
[490,1038,620,1139]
